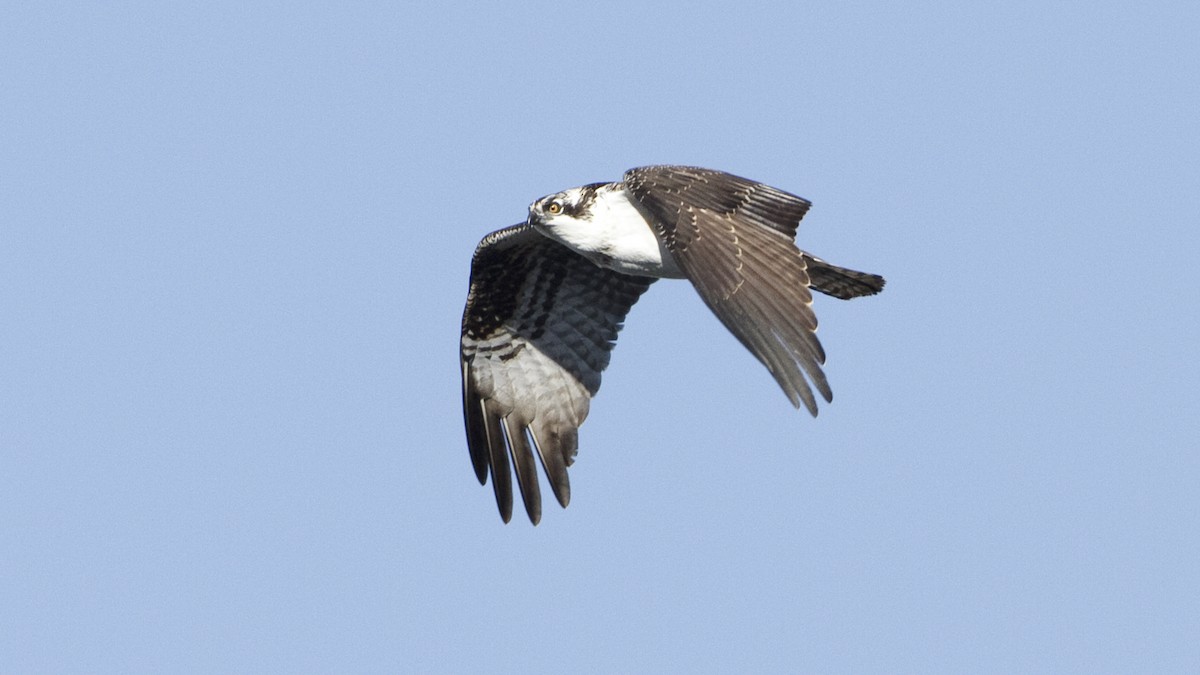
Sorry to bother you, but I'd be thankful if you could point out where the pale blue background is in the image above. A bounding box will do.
[3,2,1198,672]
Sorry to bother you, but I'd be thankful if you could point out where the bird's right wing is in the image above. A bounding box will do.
[460,224,654,524]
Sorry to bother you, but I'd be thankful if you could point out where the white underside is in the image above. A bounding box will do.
[538,185,685,279]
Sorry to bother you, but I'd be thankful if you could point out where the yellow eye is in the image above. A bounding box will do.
[546,201,563,215]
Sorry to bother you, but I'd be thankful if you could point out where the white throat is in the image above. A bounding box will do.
[538,185,684,279]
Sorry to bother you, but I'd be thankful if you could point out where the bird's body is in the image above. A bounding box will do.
[460,166,885,524]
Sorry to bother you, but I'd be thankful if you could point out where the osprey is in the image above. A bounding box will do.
[460,165,885,524]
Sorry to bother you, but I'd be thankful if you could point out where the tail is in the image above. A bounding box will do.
[803,254,886,300]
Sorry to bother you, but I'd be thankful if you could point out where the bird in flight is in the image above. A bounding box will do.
[460,165,884,524]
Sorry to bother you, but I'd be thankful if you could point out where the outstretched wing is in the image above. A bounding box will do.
[623,165,839,415]
[461,224,654,524]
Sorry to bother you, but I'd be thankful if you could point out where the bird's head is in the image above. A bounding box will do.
[527,183,605,234]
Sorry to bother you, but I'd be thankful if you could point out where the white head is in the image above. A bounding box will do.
[527,183,606,236]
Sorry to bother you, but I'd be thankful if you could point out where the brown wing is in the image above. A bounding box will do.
[624,165,875,415]
[461,224,653,524]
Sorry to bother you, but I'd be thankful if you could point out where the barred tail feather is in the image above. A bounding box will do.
[803,255,886,300]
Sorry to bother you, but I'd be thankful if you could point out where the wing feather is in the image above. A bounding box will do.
[480,398,512,522]
[460,224,653,524]
[501,415,541,524]
[624,165,866,415]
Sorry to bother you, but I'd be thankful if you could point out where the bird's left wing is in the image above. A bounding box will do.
[622,165,830,415]
[461,224,654,524]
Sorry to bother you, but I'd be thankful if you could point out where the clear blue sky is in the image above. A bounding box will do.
[3,2,1198,672]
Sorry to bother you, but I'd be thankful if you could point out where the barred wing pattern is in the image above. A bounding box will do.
[460,224,653,524]
[623,166,841,415]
